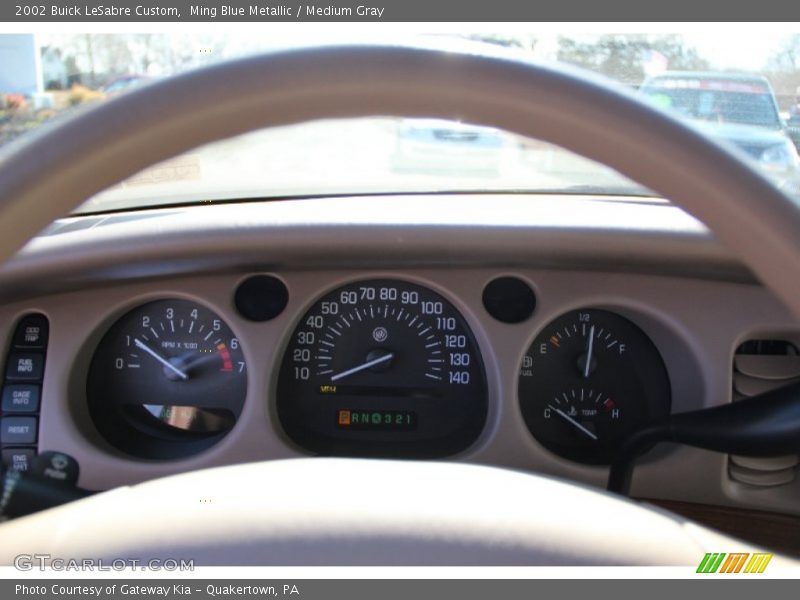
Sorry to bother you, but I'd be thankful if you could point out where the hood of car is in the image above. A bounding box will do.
[689,120,788,156]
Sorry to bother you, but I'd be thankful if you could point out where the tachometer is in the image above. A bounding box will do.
[518,309,671,464]
[87,299,247,459]
[276,279,488,458]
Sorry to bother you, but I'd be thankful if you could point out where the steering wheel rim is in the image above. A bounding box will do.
[1,44,799,565]
[1,45,800,315]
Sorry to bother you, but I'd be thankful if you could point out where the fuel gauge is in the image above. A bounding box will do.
[518,309,671,464]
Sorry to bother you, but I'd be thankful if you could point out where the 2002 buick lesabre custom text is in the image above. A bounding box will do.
[36,4,181,17]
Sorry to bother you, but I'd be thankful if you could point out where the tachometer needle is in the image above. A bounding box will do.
[134,338,189,381]
[547,404,598,440]
[331,352,395,382]
[583,324,595,378]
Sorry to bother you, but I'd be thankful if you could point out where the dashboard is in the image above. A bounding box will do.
[1,194,799,518]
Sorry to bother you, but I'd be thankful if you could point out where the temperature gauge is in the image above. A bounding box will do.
[518,309,671,464]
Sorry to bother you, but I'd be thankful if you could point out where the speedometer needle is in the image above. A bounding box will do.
[547,404,598,440]
[134,338,189,381]
[331,352,395,382]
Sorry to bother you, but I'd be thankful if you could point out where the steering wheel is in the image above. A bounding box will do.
[0,45,798,565]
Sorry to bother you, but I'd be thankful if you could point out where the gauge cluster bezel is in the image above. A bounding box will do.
[517,308,671,464]
[65,290,257,462]
[266,272,505,459]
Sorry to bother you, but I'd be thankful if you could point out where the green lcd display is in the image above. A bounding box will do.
[337,409,417,431]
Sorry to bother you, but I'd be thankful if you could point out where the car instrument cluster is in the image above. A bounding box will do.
[2,274,675,469]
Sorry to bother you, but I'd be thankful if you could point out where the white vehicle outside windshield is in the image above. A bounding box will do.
[0,28,798,212]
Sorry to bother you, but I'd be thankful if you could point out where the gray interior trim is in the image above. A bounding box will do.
[0,195,752,302]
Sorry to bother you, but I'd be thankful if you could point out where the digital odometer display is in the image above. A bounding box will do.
[276,279,488,458]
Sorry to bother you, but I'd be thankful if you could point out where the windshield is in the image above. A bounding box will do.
[1,29,799,211]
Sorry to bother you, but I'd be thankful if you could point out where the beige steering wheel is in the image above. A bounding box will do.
[0,45,799,565]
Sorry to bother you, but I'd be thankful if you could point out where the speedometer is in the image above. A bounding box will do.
[276,279,488,458]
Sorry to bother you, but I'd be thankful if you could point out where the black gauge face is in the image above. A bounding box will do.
[87,299,247,459]
[277,279,488,458]
[518,309,671,464]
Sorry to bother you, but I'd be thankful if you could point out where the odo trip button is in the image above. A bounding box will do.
[12,314,49,349]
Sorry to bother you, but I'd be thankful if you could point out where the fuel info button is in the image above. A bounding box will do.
[5,354,44,381]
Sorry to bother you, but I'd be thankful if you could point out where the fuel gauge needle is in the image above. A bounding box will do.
[135,338,189,381]
[547,404,598,440]
[584,324,595,378]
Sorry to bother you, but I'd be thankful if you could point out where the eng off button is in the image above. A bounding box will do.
[1,448,36,472]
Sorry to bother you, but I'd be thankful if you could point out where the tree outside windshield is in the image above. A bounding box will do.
[1,29,799,210]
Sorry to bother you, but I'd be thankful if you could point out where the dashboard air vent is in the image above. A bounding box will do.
[729,340,800,487]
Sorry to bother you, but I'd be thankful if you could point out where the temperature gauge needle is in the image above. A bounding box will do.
[134,338,189,381]
[547,404,598,440]
[331,352,395,382]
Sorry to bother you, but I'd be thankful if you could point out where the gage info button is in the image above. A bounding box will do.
[0,416,38,445]
[1,385,40,413]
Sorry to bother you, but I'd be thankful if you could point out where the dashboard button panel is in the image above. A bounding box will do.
[1,314,48,470]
